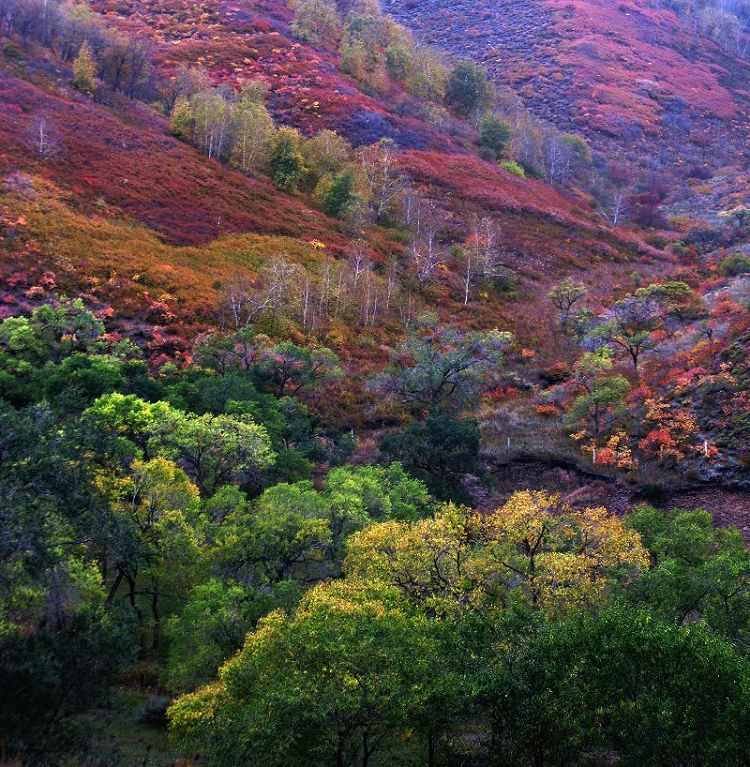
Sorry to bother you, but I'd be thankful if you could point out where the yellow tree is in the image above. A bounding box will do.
[345,505,480,617]
[73,40,97,95]
[345,491,648,617]
[473,491,649,616]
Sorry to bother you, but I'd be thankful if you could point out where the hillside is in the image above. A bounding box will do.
[88,0,457,150]
[1,0,663,344]
[383,0,750,213]
[4,1,750,765]
[0,71,344,245]
[1,0,743,496]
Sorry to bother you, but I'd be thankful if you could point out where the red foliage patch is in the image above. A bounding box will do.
[556,0,737,119]
[0,73,345,246]
[383,0,750,185]
[89,0,457,150]
[399,150,580,219]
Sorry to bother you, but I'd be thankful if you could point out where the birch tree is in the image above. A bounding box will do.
[27,114,62,160]
[358,138,404,223]
[410,201,447,289]
[231,89,276,173]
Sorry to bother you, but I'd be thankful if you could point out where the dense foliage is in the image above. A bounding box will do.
[168,493,750,767]
[3,0,750,763]
[2,291,750,766]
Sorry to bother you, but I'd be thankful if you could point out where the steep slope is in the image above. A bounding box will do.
[0,0,674,379]
[383,0,750,186]
[0,68,344,246]
[88,0,456,150]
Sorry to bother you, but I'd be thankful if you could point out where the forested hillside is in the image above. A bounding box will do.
[2,0,750,764]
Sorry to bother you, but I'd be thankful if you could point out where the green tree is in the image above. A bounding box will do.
[0,300,106,404]
[42,353,126,413]
[268,127,307,192]
[167,467,428,691]
[322,169,355,217]
[253,342,344,397]
[566,353,631,441]
[379,413,481,501]
[445,60,492,118]
[165,579,250,690]
[101,457,202,650]
[166,479,329,691]
[215,480,331,586]
[170,95,194,139]
[84,395,275,495]
[487,607,750,767]
[323,463,433,539]
[0,298,104,364]
[0,562,132,757]
[479,113,511,160]
[153,409,275,496]
[169,582,443,767]
[303,128,351,182]
[0,315,45,364]
[586,291,663,373]
[720,252,750,277]
[626,504,750,642]
[231,87,276,173]
[190,87,233,160]
[0,318,46,404]
[548,278,588,329]
[0,401,135,755]
[406,47,448,103]
[501,159,525,177]
[642,280,705,325]
[339,12,391,93]
[585,283,698,373]
[83,392,173,455]
[385,42,412,81]
[165,578,298,691]
[373,320,512,415]
[291,0,342,49]
[192,327,259,375]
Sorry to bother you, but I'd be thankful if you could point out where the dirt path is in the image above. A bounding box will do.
[484,457,750,539]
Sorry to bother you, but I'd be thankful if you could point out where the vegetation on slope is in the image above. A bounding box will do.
[3,0,750,764]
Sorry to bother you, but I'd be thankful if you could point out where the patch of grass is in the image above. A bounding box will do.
[2,176,330,318]
[77,688,182,767]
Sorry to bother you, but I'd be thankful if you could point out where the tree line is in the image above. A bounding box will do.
[1,0,155,98]
[649,0,750,58]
